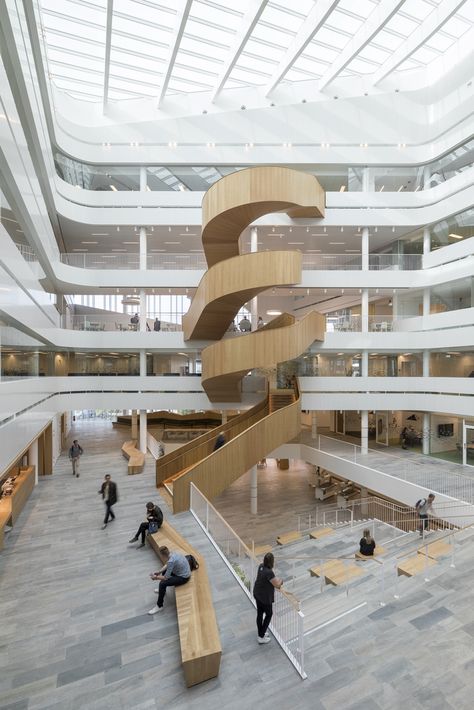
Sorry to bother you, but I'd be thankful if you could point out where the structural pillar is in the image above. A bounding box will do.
[361,410,368,455]
[361,351,368,378]
[311,411,318,439]
[361,288,369,332]
[423,350,430,378]
[29,438,38,485]
[221,411,227,425]
[423,287,430,318]
[250,465,257,515]
[139,409,147,454]
[140,349,147,377]
[361,227,369,271]
[422,412,430,455]
[131,410,138,439]
[423,226,430,255]
[250,226,258,330]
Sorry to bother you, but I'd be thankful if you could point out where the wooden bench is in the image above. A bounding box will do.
[417,539,451,560]
[309,559,363,585]
[148,521,221,687]
[121,440,145,474]
[355,545,386,560]
[276,530,302,546]
[397,555,437,577]
[309,527,334,540]
[0,504,11,552]
[253,544,273,557]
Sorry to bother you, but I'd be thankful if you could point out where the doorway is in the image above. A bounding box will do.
[462,421,474,467]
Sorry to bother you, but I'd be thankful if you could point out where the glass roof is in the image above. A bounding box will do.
[36,0,474,103]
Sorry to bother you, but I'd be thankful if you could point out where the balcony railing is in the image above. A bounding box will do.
[69,314,182,331]
[60,252,422,271]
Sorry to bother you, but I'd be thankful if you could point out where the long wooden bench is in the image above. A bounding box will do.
[355,545,386,560]
[276,530,302,546]
[309,559,363,585]
[309,527,334,540]
[417,539,451,560]
[148,521,221,687]
[0,466,35,550]
[121,440,145,474]
[397,555,437,577]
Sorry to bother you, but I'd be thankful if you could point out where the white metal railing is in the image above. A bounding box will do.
[301,254,422,271]
[316,434,474,505]
[189,483,306,679]
[14,242,37,262]
[60,252,206,270]
[69,314,182,331]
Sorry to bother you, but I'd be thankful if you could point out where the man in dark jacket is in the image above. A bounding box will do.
[99,474,118,529]
[213,431,226,451]
[129,502,163,548]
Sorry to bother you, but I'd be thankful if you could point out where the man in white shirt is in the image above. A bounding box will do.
[148,546,191,614]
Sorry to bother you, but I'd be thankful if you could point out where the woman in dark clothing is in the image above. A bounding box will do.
[129,502,163,548]
[359,528,376,556]
[253,552,283,645]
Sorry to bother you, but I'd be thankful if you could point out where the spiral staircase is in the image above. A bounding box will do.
[157,167,326,513]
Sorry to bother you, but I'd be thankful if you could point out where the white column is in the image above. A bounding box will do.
[362,168,374,192]
[423,287,430,316]
[140,350,147,376]
[361,410,368,455]
[362,351,368,378]
[221,411,227,425]
[422,412,430,455]
[423,350,430,378]
[423,226,430,255]
[423,165,431,190]
[470,277,474,308]
[139,227,147,270]
[392,292,398,318]
[140,289,147,332]
[311,412,318,439]
[139,409,147,454]
[361,227,369,271]
[250,465,257,515]
[250,227,258,329]
[29,438,38,485]
[361,288,369,332]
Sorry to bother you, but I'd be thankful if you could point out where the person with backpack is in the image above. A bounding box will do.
[416,493,436,537]
[253,552,283,644]
[69,440,83,477]
[148,545,191,614]
[128,502,163,548]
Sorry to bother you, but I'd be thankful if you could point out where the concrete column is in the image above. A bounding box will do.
[221,411,227,425]
[29,438,38,485]
[139,409,147,454]
[250,227,258,330]
[423,350,430,378]
[361,227,369,271]
[360,487,369,515]
[422,412,430,455]
[140,349,147,377]
[392,292,398,318]
[362,168,374,192]
[139,226,147,270]
[423,287,430,316]
[311,411,318,439]
[361,351,368,378]
[423,226,430,255]
[361,288,369,332]
[131,410,138,439]
[361,410,368,455]
[140,166,147,193]
[250,465,257,515]
[423,165,431,190]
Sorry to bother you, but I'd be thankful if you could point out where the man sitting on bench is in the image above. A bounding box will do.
[148,546,191,614]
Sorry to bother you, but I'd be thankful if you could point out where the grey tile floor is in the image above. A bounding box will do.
[1,419,474,709]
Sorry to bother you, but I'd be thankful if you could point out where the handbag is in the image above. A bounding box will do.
[148,520,159,534]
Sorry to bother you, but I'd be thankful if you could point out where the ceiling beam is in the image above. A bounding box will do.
[210,0,269,103]
[264,0,339,97]
[318,0,405,91]
[158,0,193,107]
[372,0,468,86]
[102,0,114,112]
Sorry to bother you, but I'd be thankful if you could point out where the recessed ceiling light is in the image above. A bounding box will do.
[164,241,181,244]
[110,185,118,191]
[151,249,166,252]
[449,233,463,239]
[81,241,98,244]
[123,241,139,245]
[329,242,345,245]
[288,242,304,245]
[91,233,109,236]
[345,249,361,252]
[179,233,197,236]
[267,310,282,316]
[339,185,346,192]
[112,249,126,252]
[73,248,88,251]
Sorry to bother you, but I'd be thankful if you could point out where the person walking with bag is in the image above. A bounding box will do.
[253,552,283,645]
[98,474,118,529]
[69,440,83,477]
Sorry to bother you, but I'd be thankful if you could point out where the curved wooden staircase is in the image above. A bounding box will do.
[156,166,325,513]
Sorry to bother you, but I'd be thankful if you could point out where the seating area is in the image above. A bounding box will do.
[147,521,221,687]
[0,465,35,551]
[121,440,145,474]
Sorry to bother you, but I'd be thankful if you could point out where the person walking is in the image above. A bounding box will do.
[416,493,436,537]
[153,318,161,331]
[253,552,283,645]
[98,474,118,529]
[148,546,191,614]
[129,502,163,548]
[69,440,83,477]
[213,431,226,451]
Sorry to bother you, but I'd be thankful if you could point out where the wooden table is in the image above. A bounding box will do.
[0,466,35,550]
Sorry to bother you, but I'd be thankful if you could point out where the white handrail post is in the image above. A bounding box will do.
[205,499,209,531]
[450,532,456,568]
[424,542,430,582]
[351,508,354,529]
[298,612,305,679]
[292,560,296,589]
[394,561,400,599]
[323,512,326,526]
[379,562,386,607]
[344,560,349,597]
[335,509,338,526]
[320,559,324,593]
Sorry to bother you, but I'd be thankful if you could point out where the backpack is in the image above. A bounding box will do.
[415,498,425,510]
[186,554,199,571]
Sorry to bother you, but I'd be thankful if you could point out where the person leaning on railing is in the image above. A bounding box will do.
[253,552,283,645]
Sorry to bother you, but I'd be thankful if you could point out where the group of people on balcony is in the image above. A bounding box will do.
[129,314,161,331]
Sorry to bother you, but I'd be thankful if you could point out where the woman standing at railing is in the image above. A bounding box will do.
[253,552,283,645]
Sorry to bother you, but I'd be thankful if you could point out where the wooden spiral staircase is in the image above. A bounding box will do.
[156,166,326,513]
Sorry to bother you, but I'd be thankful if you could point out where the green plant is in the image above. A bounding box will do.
[230,561,250,590]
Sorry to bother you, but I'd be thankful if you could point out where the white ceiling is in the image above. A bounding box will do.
[37,0,474,108]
